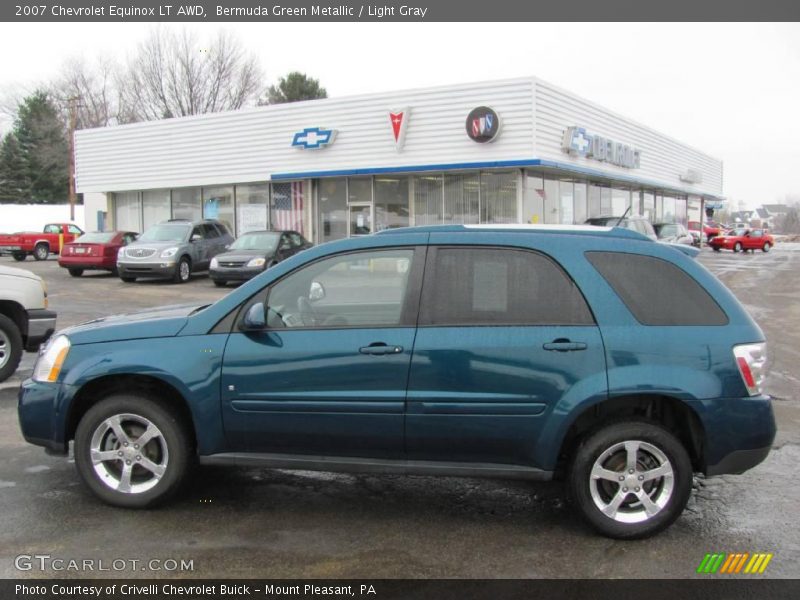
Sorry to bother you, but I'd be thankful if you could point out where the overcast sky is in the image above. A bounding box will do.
[1,22,798,208]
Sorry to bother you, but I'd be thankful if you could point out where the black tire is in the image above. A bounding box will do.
[712,247,720,252]
[11,252,26,261]
[33,243,49,261]
[0,314,24,383]
[74,394,192,508]
[568,420,692,539]
[763,242,771,253]
[173,256,191,284]
[119,275,136,283]
[213,280,226,287]
[733,242,742,253]
[68,268,84,277]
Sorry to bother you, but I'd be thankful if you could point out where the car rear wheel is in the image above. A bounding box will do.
[74,394,192,508]
[0,314,24,383]
[213,280,226,287]
[33,243,49,261]
[11,252,26,261]
[68,268,84,277]
[568,420,692,539]
[763,242,771,253]
[733,242,743,253]
[119,276,136,283]
[712,247,720,252]
[174,257,191,284]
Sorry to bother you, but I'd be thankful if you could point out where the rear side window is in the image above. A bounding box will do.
[586,252,728,325]
[420,247,594,326]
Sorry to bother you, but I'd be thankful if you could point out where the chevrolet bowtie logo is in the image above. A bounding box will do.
[291,127,337,149]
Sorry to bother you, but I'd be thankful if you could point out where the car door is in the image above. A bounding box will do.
[405,242,607,467]
[220,245,424,457]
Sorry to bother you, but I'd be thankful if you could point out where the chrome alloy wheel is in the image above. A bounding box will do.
[0,329,10,369]
[179,260,190,281]
[89,413,169,494]
[589,440,675,524]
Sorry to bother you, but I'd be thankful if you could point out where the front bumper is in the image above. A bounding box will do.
[210,266,264,282]
[695,394,776,476]
[25,309,56,351]
[118,261,177,278]
[18,378,72,455]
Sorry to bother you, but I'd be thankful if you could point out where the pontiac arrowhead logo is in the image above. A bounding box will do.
[292,127,337,150]
[389,108,409,151]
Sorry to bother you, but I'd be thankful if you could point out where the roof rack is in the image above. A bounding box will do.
[376,223,651,241]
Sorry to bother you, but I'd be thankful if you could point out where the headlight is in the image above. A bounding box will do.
[247,257,266,268]
[117,248,126,259]
[210,257,219,268]
[32,335,71,383]
[160,247,179,258]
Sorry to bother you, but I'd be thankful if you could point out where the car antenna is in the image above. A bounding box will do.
[615,206,631,227]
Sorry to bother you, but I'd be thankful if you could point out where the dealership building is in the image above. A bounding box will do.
[75,77,724,241]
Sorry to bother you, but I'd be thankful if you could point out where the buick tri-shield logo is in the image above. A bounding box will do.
[466,106,501,143]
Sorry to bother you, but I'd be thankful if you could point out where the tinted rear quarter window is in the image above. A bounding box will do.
[586,251,728,325]
[420,247,594,326]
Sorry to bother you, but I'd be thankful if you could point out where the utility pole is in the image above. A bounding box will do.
[66,96,81,221]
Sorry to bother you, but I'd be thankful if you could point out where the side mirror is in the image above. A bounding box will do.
[241,302,266,330]
[309,281,326,302]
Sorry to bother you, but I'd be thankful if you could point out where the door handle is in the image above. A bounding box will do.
[359,343,404,355]
[543,339,588,352]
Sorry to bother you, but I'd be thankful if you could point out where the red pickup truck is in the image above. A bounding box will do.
[0,223,84,261]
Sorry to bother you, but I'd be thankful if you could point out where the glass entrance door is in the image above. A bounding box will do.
[349,204,373,236]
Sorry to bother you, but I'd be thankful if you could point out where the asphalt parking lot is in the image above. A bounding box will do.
[1,247,799,579]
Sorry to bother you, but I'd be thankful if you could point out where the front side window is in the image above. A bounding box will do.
[419,247,594,326]
[266,249,415,329]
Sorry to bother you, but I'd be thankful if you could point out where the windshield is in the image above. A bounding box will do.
[138,224,190,243]
[74,232,116,244]
[230,232,281,252]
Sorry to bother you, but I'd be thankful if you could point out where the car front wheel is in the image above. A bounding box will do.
[763,242,771,252]
[568,421,692,539]
[733,242,743,253]
[174,257,191,284]
[74,394,192,508]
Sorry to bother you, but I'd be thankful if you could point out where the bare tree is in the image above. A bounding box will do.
[120,28,263,121]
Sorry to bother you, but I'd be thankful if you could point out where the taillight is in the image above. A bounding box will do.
[733,343,767,396]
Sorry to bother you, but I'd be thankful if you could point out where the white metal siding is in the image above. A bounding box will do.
[75,79,536,193]
[532,79,723,196]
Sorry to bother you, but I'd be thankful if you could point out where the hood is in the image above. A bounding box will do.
[0,264,41,281]
[215,249,274,261]
[63,303,206,345]
[126,240,186,251]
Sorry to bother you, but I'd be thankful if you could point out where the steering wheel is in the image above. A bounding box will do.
[297,296,318,327]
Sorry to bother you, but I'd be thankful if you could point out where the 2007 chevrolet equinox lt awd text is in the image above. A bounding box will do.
[18,224,775,539]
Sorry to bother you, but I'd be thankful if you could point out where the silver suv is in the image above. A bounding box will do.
[117,219,234,283]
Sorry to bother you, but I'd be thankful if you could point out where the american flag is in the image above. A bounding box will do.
[272,181,305,233]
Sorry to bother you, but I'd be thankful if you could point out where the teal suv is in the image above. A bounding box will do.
[18,225,775,538]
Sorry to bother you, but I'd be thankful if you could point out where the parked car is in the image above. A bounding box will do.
[709,229,774,253]
[0,223,84,261]
[19,224,774,539]
[210,230,313,287]
[584,215,657,241]
[653,222,693,245]
[688,220,721,243]
[116,219,234,283]
[0,265,56,382]
[58,231,139,277]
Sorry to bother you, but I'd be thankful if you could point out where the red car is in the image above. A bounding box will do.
[709,229,774,253]
[58,231,138,277]
[688,220,721,243]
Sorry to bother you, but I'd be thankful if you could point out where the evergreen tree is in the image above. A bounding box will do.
[0,132,31,202]
[263,72,328,104]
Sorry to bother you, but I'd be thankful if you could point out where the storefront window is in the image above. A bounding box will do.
[444,173,479,224]
[114,191,141,232]
[662,195,677,223]
[559,180,574,224]
[414,175,443,225]
[374,176,410,231]
[271,181,308,235]
[348,177,372,204]
[574,182,588,224]
[611,187,631,216]
[480,171,517,224]
[589,184,612,217]
[172,187,201,222]
[317,178,347,242]
[674,196,688,224]
[643,192,655,222]
[203,186,234,233]
[142,190,169,231]
[543,178,559,223]
[522,172,544,224]
[236,183,270,235]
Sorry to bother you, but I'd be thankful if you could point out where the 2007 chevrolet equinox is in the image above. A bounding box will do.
[18,224,776,539]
